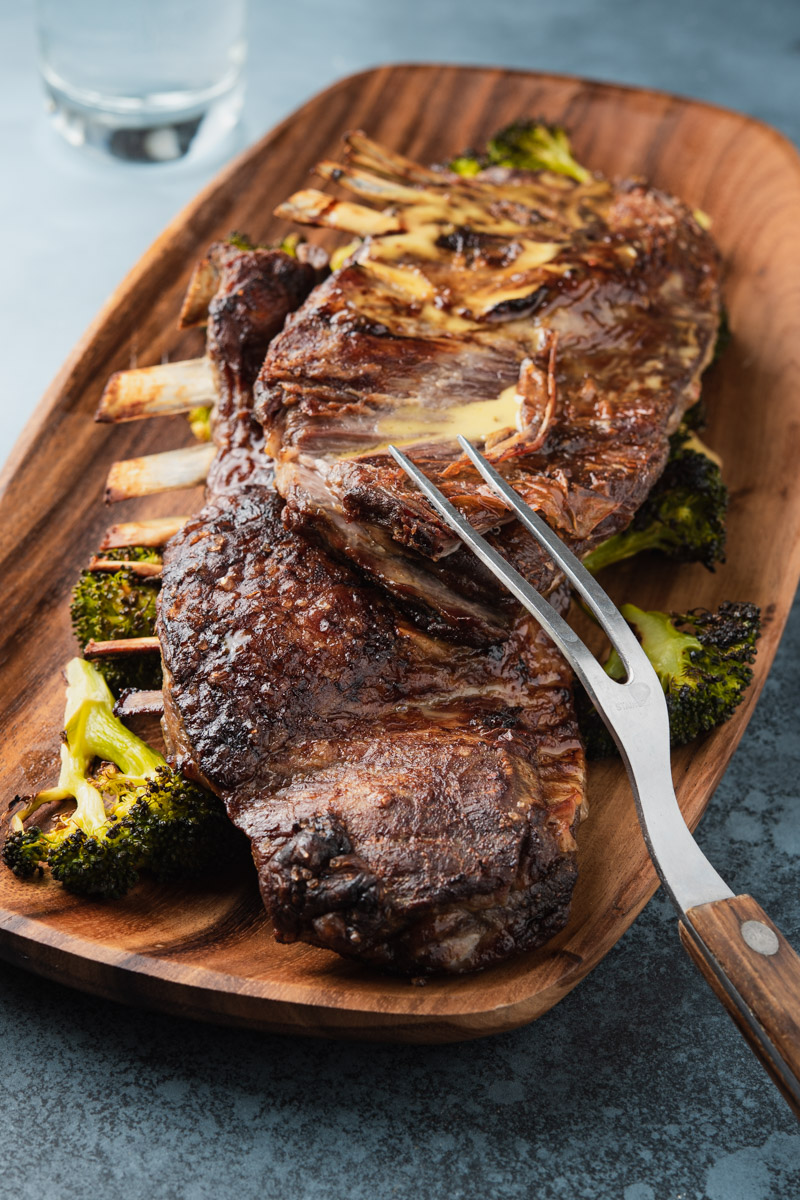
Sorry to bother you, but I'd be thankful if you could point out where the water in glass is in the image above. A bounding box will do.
[35,0,246,161]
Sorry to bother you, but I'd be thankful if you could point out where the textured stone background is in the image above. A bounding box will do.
[1,1,799,1196]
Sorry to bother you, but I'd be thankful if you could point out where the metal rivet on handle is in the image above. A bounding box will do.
[741,920,780,956]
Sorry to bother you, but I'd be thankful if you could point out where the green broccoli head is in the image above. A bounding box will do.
[578,601,761,756]
[3,659,234,898]
[71,567,159,644]
[582,430,728,574]
[227,231,256,251]
[2,823,52,878]
[101,546,162,563]
[91,657,162,698]
[70,562,162,694]
[228,230,301,257]
[449,120,590,183]
[486,121,591,182]
[449,153,484,177]
[187,405,213,443]
[47,823,143,899]
[125,768,235,883]
[712,308,731,363]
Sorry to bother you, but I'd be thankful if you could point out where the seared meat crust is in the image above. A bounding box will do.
[159,486,584,973]
[255,138,720,639]
[196,243,322,497]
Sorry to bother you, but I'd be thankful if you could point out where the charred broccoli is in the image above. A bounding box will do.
[227,230,301,257]
[450,120,590,183]
[3,659,233,898]
[188,405,213,442]
[70,550,162,694]
[330,238,362,271]
[449,153,483,178]
[713,308,731,363]
[582,427,728,574]
[487,121,591,181]
[227,230,255,251]
[101,546,162,564]
[578,602,761,757]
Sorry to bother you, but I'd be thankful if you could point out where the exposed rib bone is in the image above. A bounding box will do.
[114,690,165,718]
[99,516,190,550]
[179,256,220,328]
[96,357,216,423]
[87,557,162,579]
[105,443,215,503]
[316,161,435,207]
[274,190,401,236]
[344,132,448,187]
[84,636,160,658]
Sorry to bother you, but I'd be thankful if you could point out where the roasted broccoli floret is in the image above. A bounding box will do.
[582,428,728,574]
[713,308,731,363]
[450,120,590,183]
[228,230,301,257]
[101,546,162,564]
[578,602,761,757]
[330,238,362,271]
[187,404,213,442]
[279,232,301,257]
[70,555,162,694]
[71,562,159,643]
[227,230,255,251]
[2,659,233,898]
[449,153,484,177]
[487,121,591,181]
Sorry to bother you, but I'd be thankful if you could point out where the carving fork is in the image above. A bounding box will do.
[390,435,800,1115]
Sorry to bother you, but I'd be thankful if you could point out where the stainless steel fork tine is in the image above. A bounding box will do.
[455,435,647,679]
[388,444,621,714]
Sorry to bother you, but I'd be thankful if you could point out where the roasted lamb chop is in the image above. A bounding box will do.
[58,131,721,976]
[254,134,720,641]
[156,240,587,974]
[160,492,584,973]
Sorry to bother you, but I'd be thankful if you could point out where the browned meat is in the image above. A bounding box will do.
[182,242,323,497]
[157,239,587,974]
[159,489,584,974]
[254,135,720,640]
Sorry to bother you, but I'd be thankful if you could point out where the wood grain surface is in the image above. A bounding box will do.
[1,65,799,1042]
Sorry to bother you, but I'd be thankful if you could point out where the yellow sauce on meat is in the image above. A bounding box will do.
[336,385,522,460]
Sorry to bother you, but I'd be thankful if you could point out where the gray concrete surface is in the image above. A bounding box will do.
[1,1,799,1196]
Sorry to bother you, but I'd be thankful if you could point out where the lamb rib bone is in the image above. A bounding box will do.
[84,636,160,658]
[96,358,216,423]
[104,443,215,503]
[88,557,162,578]
[99,516,190,550]
[114,690,165,718]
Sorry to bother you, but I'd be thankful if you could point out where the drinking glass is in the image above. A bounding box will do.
[34,0,247,162]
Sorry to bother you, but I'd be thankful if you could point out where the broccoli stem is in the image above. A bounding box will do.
[582,527,673,574]
[65,659,164,779]
[615,605,703,689]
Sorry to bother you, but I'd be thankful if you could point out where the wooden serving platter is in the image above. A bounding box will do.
[2,65,800,1042]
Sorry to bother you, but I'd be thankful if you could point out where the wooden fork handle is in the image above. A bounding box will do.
[679,894,800,1115]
